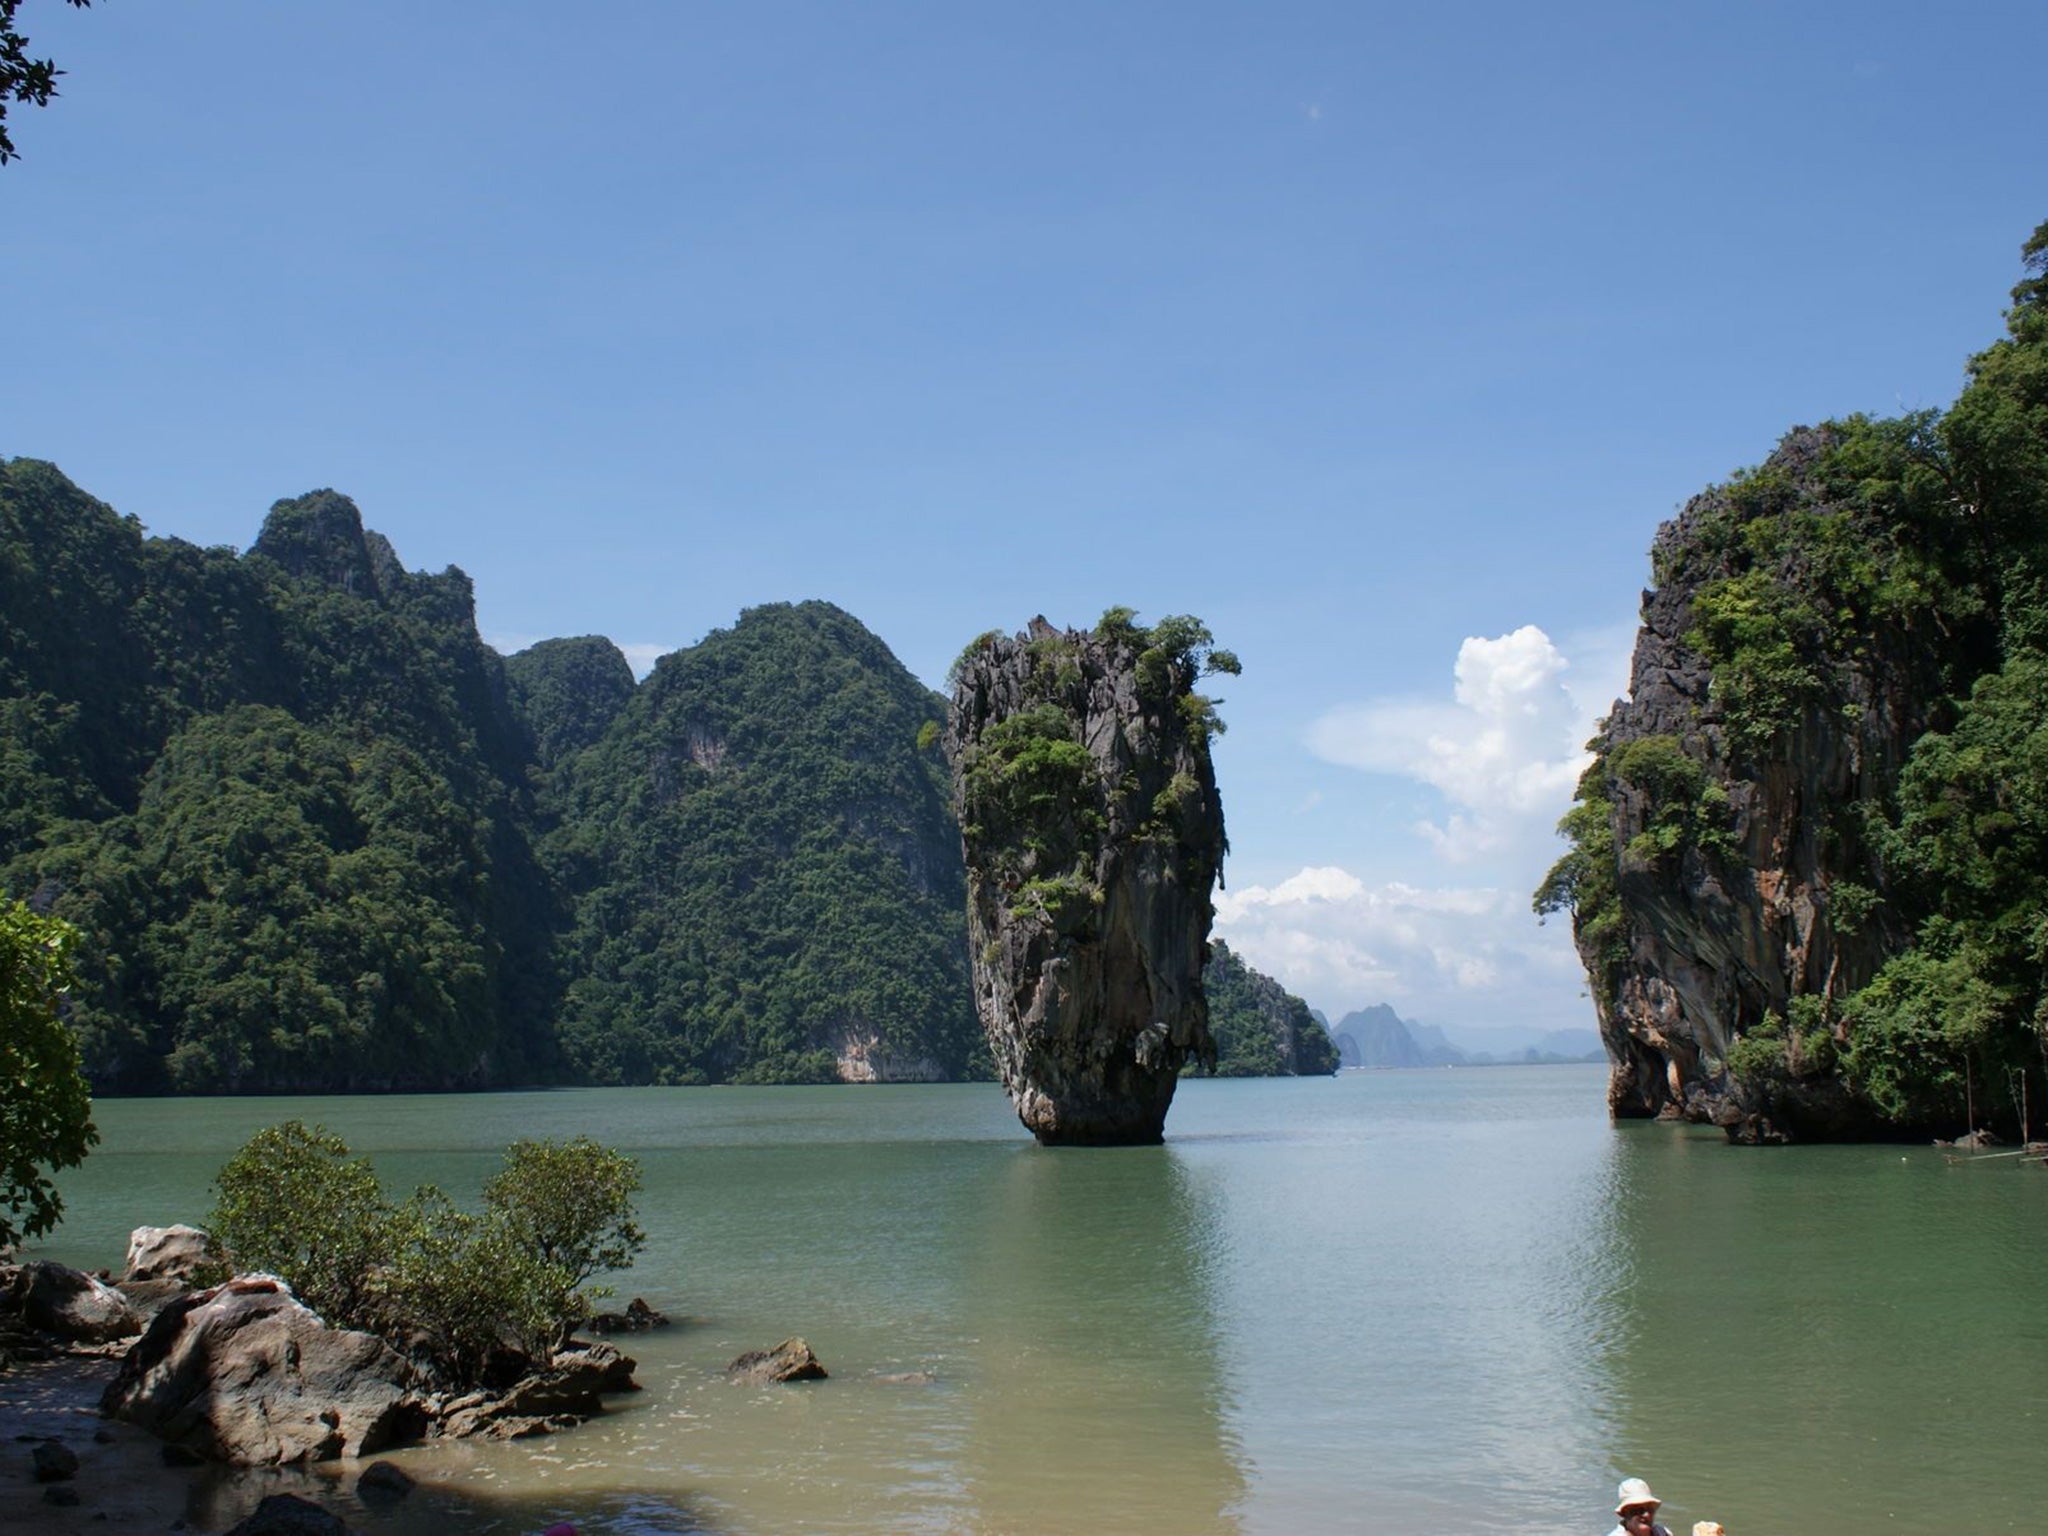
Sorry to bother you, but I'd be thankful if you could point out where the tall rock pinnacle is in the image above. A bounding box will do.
[945,611,1236,1145]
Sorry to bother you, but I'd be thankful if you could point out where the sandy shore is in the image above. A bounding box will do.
[0,1348,373,1534]
[0,1348,204,1532]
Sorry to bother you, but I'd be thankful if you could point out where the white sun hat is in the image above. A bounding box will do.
[1616,1478,1662,1514]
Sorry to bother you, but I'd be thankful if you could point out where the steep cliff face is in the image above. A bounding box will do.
[946,613,1235,1144]
[1552,224,2048,1143]
[1549,409,2017,1140]
[1580,430,1964,1138]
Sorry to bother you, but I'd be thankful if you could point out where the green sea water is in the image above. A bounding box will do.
[26,1069,2048,1534]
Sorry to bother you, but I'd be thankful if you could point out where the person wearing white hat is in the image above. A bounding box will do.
[1607,1477,1673,1536]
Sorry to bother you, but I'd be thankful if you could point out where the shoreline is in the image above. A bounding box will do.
[0,1350,206,1533]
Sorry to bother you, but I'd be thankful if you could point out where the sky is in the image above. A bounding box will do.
[6,1,2046,1039]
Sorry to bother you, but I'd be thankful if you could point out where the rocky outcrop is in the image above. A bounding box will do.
[121,1224,211,1285]
[434,1341,638,1439]
[946,615,1232,1144]
[727,1337,828,1383]
[101,1277,427,1463]
[1568,428,1989,1141]
[100,1274,642,1461]
[3,1261,140,1344]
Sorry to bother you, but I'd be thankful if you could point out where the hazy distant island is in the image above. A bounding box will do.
[1538,218,2048,1144]
[1318,1004,1601,1070]
[0,465,1337,1095]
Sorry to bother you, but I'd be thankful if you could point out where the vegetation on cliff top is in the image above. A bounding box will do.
[1539,219,2048,1137]
[953,609,1237,932]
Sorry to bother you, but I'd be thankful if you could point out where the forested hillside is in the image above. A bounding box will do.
[1200,941,1338,1077]
[1539,220,2048,1141]
[536,602,978,1085]
[0,466,557,1092]
[3,465,1326,1091]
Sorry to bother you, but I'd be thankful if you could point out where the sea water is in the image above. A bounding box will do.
[28,1069,2048,1534]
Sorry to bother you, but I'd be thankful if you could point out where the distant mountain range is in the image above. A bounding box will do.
[1320,1004,1603,1069]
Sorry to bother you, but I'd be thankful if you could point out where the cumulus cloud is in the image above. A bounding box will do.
[1213,865,1586,1027]
[1306,624,1603,861]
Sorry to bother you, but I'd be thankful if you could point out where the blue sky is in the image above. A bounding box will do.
[6,1,2045,1035]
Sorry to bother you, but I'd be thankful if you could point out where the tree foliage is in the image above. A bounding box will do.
[208,1121,646,1382]
[542,601,976,1085]
[482,1136,646,1293]
[0,0,90,165]
[0,899,95,1246]
[1195,940,1338,1077]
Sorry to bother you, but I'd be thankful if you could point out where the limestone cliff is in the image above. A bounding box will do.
[946,613,1236,1144]
[1546,425,1999,1142]
[1552,224,2048,1143]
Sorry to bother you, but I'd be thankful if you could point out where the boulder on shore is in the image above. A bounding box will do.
[222,1492,353,1536]
[121,1224,212,1285]
[101,1276,427,1464]
[4,1261,141,1344]
[433,1340,640,1440]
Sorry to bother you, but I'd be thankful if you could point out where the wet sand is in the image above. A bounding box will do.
[0,1349,199,1532]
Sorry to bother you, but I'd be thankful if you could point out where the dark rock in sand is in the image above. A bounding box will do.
[6,1262,141,1344]
[356,1460,415,1500]
[946,616,1229,1145]
[222,1492,352,1535]
[31,1439,79,1480]
[43,1483,81,1506]
[102,1276,426,1464]
[727,1337,828,1383]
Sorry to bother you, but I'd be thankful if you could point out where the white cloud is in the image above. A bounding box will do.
[1306,624,1604,861]
[1213,866,1586,1030]
[1227,620,1637,1030]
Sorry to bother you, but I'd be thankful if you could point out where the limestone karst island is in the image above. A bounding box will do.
[5,1,2048,1527]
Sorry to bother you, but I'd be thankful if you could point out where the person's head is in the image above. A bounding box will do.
[1616,1477,1661,1530]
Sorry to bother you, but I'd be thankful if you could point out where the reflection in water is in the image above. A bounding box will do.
[962,1147,1248,1534]
[33,1076,2047,1535]
[1596,1125,2048,1536]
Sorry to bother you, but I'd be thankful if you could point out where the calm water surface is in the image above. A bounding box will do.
[29,1069,2048,1534]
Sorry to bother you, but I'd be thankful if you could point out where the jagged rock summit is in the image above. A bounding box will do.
[945,611,1237,1145]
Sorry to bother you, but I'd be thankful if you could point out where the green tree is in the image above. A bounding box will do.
[0,899,95,1246]
[206,1120,389,1323]
[482,1135,647,1293]
[0,0,91,165]
[208,1122,647,1383]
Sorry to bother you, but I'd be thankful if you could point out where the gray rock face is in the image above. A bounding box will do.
[100,1277,426,1463]
[727,1336,828,1383]
[1579,428,1968,1142]
[121,1224,212,1284]
[947,616,1228,1145]
[5,1261,141,1343]
[434,1340,640,1438]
